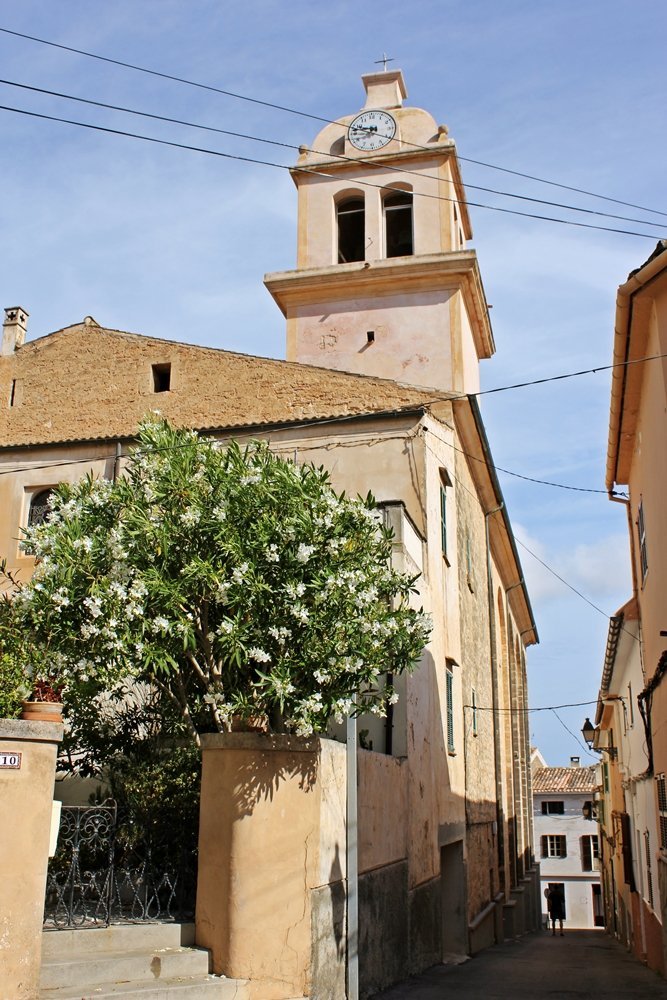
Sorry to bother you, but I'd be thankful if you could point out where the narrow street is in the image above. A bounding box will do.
[375,930,667,999]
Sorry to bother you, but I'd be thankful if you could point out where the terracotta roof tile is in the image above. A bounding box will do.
[532,766,597,794]
[0,323,452,448]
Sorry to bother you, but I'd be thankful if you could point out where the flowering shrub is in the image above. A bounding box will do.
[0,652,28,719]
[1,418,430,740]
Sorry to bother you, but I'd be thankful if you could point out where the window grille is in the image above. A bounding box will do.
[28,488,56,528]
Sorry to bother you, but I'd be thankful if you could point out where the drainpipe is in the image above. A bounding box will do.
[485,505,505,895]
[346,706,359,1000]
[609,493,638,600]
[113,442,122,482]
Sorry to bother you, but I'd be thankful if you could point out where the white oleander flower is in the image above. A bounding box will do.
[249,647,271,663]
[295,543,315,563]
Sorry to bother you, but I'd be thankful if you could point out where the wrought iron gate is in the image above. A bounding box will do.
[44,801,197,928]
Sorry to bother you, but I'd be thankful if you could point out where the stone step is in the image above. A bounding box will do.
[41,945,210,991]
[42,922,196,959]
[39,974,251,999]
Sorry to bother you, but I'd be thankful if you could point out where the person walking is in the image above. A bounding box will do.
[547,886,565,936]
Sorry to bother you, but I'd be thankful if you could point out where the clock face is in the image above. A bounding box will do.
[348,110,397,151]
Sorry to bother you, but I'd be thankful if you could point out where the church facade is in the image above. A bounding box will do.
[0,69,540,996]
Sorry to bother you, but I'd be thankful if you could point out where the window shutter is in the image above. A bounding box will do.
[446,670,454,752]
[581,836,592,871]
[440,484,447,556]
[645,831,654,909]
[619,812,636,891]
[541,836,547,858]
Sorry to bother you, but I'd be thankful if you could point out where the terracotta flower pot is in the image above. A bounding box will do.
[230,714,269,733]
[20,700,64,724]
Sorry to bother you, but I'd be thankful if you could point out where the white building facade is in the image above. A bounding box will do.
[533,761,603,929]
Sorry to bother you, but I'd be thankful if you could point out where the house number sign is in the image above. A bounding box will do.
[0,751,22,769]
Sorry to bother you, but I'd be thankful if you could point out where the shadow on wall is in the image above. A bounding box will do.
[222,734,320,819]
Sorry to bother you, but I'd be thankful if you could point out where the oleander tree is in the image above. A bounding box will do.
[0,418,431,743]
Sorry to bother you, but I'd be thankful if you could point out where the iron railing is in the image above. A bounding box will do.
[44,801,196,928]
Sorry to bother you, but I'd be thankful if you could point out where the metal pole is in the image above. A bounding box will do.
[346,711,359,1000]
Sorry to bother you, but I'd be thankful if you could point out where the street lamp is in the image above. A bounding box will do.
[581,717,617,759]
[581,718,596,748]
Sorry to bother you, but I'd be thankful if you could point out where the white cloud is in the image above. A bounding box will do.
[514,524,630,608]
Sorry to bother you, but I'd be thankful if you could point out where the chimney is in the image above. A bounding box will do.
[2,307,28,356]
[570,756,580,768]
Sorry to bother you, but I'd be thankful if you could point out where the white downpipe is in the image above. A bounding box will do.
[346,711,359,1000]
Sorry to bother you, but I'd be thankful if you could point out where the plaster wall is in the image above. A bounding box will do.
[0,720,62,1000]
[196,734,346,1000]
[357,745,407,875]
[599,635,663,971]
[452,439,499,916]
[534,791,601,928]
[627,297,667,685]
[287,288,454,391]
[458,295,481,396]
[0,415,427,585]
[0,448,112,585]
[294,155,458,270]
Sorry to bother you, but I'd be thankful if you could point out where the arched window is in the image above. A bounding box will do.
[28,488,56,528]
[337,197,365,263]
[384,191,413,257]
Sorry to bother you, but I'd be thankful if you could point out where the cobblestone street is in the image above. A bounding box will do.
[375,930,667,999]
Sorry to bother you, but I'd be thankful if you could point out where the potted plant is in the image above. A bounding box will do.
[20,677,64,724]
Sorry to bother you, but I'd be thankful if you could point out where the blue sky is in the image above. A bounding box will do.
[1,1,664,764]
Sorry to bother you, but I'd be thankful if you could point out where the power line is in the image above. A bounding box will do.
[0,418,613,498]
[459,154,667,221]
[513,534,639,643]
[0,26,332,125]
[2,25,665,223]
[1,349,665,490]
[2,77,664,234]
[550,708,597,760]
[434,431,620,495]
[473,351,667,398]
[0,101,659,241]
[464,699,598,713]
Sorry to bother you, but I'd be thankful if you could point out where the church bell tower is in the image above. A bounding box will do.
[264,69,495,395]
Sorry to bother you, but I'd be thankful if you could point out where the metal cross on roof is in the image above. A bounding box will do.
[374,53,394,72]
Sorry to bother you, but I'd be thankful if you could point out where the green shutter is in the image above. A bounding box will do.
[446,669,454,752]
[440,484,447,557]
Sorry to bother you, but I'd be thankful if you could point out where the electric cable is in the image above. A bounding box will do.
[513,535,639,642]
[421,432,634,638]
[1,77,663,233]
[463,699,598,713]
[1,25,665,222]
[1,348,665,491]
[550,708,598,760]
[0,102,659,240]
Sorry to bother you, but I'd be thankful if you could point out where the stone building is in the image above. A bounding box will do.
[593,240,667,976]
[532,759,602,929]
[0,69,540,997]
